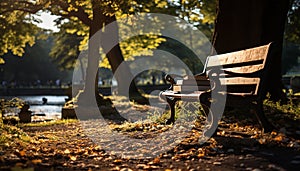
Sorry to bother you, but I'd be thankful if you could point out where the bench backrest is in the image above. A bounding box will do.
[205,43,272,95]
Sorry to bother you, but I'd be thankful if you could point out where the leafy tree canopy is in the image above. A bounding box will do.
[0,0,217,67]
[0,10,40,63]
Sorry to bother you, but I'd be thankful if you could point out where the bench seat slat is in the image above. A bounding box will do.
[220,77,260,85]
[161,90,255,100]
[161,90,203,100]
[173,85,211,92]
[220,77,260,95]
[206,45,269,68]
[223,64,264,74]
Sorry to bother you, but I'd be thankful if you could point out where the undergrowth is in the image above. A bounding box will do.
[264,98,300,121]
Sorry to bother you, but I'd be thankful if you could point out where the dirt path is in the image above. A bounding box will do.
[0,119,299,171]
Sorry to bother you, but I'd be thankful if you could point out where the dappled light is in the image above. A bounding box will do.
[1,0,300,170]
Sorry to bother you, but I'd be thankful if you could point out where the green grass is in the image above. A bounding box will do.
[0,123,31,148]
[264,99,300,120]
[147,101,204,124]
[18,119,78,128]
[0,119,78,148]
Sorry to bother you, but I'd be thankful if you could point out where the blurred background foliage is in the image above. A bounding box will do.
[0,0,299,84]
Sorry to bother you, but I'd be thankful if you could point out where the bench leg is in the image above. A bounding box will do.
[200,102,210,119]
[199,92,212,120]
[166,98,177,124]
[199,93,219,137]
[254,100,274,133]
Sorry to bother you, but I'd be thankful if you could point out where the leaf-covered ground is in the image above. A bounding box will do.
[1,120,300,171]
[1,99,300,171]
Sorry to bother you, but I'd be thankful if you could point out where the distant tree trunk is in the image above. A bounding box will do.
[101,15,143,97]
[212,0,290,101]
[83,1,146,104]
[83,1,103,100]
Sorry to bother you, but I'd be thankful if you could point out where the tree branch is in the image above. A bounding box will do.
[50,1,92,27]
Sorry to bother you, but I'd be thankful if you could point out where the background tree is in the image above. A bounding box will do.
[0,0,169,104]
[3,0,259,104]
[0,32,71,85]
[285,0,300,44]
[50,22,84,71]
[283,0,300,75]
[0,9,40,64]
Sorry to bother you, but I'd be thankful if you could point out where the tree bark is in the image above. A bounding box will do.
[83,0,147,104]
[212,0,290,101]
[260,0,290,101]
[101,15,142,97]
[83,0,103,99]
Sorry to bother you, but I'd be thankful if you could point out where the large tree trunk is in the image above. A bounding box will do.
[212,0,290,101]
[101,15,145,99]
[260,0,291,101]
[83,0,103,100]
[83,0,147,105]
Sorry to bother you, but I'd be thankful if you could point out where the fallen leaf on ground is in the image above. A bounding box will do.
[19,150,26,157]
[31,159,42,164]
[113,159,122,164]
[64,149,71,154]
[70,155,77,161]
[274,135,284,142]
[153,157,160,164]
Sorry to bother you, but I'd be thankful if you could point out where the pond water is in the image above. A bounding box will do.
[1,95,68,120]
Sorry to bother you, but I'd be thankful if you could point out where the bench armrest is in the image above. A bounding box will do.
[164,74,183,90]
[194,72,207,77]
[165,74,183,84]
[182,72,208,80]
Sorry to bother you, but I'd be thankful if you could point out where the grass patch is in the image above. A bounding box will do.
[0,123,32,148]
[264,99,300,120]
[1,119,78,148]
[18,119,78,128]
[147,101,205,124]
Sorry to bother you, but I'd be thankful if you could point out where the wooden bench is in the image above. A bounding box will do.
[160,43,274,133]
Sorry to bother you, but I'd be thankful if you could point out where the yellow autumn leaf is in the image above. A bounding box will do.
[156,1,167,8]
[68,5,78,12]
[64,149,71,154]
[31,159,42,164]
[197,151,205,158]
[66,28,77,34]
[259,138,266,144]
[0,58,5,64]
[153,157,160,164]
[271,131,277,136]
[84,150,89,155]
[19,150,26,157]
[274,135,283,141]
[113,159,122,164]
[70,156,77,161]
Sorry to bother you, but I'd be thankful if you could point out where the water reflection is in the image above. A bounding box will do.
[1,95,68,120]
